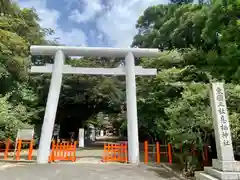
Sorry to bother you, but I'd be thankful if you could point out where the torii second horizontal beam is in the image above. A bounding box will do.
[30,46,160,57]
[30,64,157,76]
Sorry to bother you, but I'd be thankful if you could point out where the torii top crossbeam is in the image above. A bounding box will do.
[30,45,160,57]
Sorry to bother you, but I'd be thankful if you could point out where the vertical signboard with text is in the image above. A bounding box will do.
[210,83,234,161]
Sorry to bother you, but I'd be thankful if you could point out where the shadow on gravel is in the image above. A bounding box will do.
[147,167,178,179]
[146,163,184,179]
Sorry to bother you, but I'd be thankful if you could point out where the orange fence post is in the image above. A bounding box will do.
[156,142,160,164]
[4,139,11,160]
[28,139,34,160]
[73,141,77,162]
[16,140,22,160]
[168,143,172,164]
[144,141,148,164]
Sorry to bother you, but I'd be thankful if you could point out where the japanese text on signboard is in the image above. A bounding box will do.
[215,87,230,146]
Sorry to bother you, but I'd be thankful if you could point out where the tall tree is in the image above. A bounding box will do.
[132,0,240,176]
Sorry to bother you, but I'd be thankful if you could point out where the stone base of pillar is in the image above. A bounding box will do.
[195,159,240,180]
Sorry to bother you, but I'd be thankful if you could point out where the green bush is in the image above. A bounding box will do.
[0,94,32,141]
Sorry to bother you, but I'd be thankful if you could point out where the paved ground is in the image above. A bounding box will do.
[0,163,181,180]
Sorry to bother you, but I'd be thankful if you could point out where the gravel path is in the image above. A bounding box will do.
[0,163,181,180]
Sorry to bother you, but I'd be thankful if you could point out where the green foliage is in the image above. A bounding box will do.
[133,0,240,176]
[0,2,48,140]
[0,95,32,140]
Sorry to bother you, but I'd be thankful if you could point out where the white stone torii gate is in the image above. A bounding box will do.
[30,45,159,164]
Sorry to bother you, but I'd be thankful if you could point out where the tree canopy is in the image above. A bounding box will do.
[132,0,240,174]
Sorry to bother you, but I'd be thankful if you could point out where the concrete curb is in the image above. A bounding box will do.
[0,159,36,164]
[0,163,24,170]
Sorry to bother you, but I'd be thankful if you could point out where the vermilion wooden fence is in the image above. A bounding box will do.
[0,138,34,160]
[49,141,77,162]
[144,141,172,164]
[102,143,128,163]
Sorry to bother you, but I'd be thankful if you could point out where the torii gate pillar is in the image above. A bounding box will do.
[30,46,159,164]
[37,50,65,164]
[125,52,139,164]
